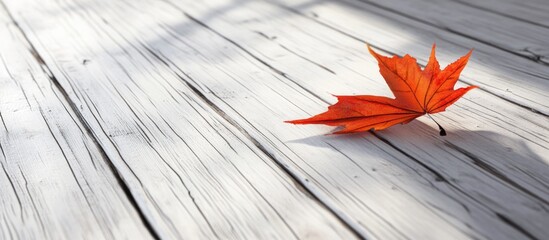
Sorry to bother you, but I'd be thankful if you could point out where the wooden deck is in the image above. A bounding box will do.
[0,0,548,239]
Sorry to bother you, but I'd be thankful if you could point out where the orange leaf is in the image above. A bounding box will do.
[286,44,477,135]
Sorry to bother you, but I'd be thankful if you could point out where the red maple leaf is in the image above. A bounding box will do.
[286,44,477,136]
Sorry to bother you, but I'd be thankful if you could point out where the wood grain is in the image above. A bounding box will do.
[1,0,358,239]
[0,6,152,240]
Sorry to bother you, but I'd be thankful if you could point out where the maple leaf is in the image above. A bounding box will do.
[286,44,477,136]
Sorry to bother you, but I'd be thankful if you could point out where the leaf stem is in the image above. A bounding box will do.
[427,114,446,136]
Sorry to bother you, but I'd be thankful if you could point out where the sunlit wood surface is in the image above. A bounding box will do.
[0,0,547,239]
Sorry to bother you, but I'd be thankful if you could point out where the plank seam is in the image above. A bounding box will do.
[0,2,160,238]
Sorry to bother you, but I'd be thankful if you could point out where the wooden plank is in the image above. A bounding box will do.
[0,6,152,240]
[353,0,549,64]
[452,0,549,29]
[1,0,359,239]
[270,0,549,115]
[9,0,546,239]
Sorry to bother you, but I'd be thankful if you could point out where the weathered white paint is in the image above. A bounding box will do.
[0,7,152,240]
[1,0,548,239]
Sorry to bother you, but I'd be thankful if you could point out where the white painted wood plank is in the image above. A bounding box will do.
[1,0,359,239]
[453,0,549,29]
[354,0,549,64]
[14,0,547,239]
[0,7,152,240]
[270,0,549,115]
